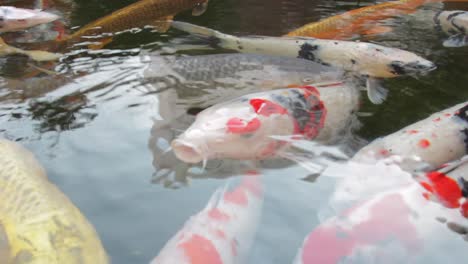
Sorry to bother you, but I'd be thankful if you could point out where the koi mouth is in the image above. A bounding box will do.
[172,139,204,164]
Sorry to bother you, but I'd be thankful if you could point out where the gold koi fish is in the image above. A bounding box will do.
[0,139,109,263]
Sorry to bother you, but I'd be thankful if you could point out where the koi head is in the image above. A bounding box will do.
[388,59,436,77]
[0,7,59,32]
[172,96,296,163]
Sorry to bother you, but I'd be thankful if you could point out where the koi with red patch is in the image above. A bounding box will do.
[171,85,328,164]
[151,173,263,264]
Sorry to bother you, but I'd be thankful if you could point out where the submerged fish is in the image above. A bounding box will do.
[0,36,61,61]
[171,82,360,164]
[353,102,468,171]
[56,0,209,49]
[171,21,436,104]
[434,10,468,47]
[285,0,433,40]
[0,6,59,32]
[0,139,109,263]
[152,172,263,263]
[143,53,344,97]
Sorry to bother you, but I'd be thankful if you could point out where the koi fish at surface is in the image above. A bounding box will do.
[353,102,468,172]
[55,0,209,49]
[172,82,360,164]
[285,0,433,40]
[170,21,436,104]
[295,157,468,264]
[0,139,109,263]
[0,6,59,32]
[434,10,468,47]
[151,172,263,263]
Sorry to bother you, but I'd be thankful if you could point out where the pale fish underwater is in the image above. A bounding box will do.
[0,138,109,264]
[151,172,263,264]
[170,21,436,105]
[434,10,468,47]
[353,102,468,172]
[0,6,59,32]
[171,82,360,164]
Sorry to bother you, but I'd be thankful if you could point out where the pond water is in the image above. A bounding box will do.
[1,0,468,263]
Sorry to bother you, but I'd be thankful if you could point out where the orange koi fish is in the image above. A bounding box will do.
[285,0,434,40]
[56,0,209,49]
[152,172,263,263]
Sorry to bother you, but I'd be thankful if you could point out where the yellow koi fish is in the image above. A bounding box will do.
[0,139,109,263]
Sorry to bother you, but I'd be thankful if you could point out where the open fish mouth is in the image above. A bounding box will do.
[172,139,205,164]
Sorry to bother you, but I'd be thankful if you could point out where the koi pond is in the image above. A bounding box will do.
[1,0,468,263]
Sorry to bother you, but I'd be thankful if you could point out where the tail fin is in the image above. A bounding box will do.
[170,21,237,49]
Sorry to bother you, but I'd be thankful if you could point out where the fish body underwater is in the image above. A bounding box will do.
[57,0,209,49]
[151,173,263,263]
[353,102,468,171]
[285,0,433,40]
[0,6,59,32]
[170,21,436,104]
[434,10,468,47]
[0,139,109,263]
[143,53,344,94]
[171,82,360,164]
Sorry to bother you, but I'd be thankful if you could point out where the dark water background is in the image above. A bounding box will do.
[1,0,468,263]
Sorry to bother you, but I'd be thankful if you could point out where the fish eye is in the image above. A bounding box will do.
[302,77,314,83]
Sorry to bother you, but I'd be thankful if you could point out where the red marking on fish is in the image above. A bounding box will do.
[240,175,263,198]
[300,194,420,264]
[418,139,430,148]
[226,117,261,134]
[224,188,249,206]
[214,229,226,239]
[299,85,320,97]
[420,171,462,208]
[433,117,441,122]
[445,113,451,117]
[179,234,223,264]
[379,149,390,156]
[250,99,287,117]
[208,208,230,222]
[461,201,468,218]
[407,130,419,134]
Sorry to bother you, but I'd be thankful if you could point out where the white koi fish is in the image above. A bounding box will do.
[0,6,59,32]
[151,172,263,263]
[434,11,468,47]
[353,102,468,171]
[170,21,436,104]
[295,157,468,264]
[171,82,360,164]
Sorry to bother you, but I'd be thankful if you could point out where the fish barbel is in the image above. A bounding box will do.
[0,139,109,263]
[285,0,433,39]
[57,0,209,48]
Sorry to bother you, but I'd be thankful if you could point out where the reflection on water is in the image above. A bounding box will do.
[0,0,468,263]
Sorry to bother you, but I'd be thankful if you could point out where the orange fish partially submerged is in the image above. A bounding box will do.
[55,0,209,49]
[285,0,434,40]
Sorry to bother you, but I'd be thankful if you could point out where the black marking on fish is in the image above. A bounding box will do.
[187,107,206,116]
[351,59,357,65]
[455,104,468,122]
[451,19,466,34]
[389,61,406,75]
[447,11,466,21]
[434,11,443,26]
[376,48,383,52]
[238,45,243,50]
[297,43,331,66]
[459,177,468,198]
[462,128,468,154]
[208,36,221,48]
[334,42,339,45]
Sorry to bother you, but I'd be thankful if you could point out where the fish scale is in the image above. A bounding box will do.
[0,139,108,263]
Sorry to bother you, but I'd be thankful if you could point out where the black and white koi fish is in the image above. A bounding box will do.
[434,10,468,47]
[170,21,436,104]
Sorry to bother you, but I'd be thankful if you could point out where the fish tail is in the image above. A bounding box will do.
[170,21,238,50]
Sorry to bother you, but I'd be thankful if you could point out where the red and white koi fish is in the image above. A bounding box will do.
[151,172,263,264]
[434,11,468,47]
[353,102,468,171]
[0,6,59,32]
[171,82,360,164]
[171,21,436,104]
[295,157,468,264]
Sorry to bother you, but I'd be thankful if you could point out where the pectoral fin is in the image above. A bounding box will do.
[192,1,209,16]
[0,221,11,262]
[443,34,468,48]
[150,16,173,33]
[366,77,388,104]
